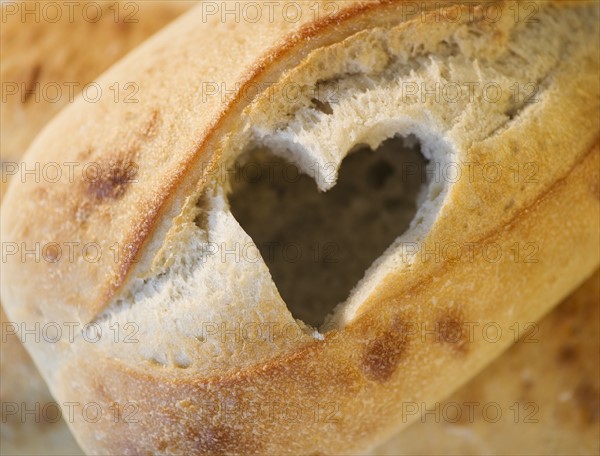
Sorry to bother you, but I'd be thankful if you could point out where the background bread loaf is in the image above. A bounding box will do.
[0,2,192,454]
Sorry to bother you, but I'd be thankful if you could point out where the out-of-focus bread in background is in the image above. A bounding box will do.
[0,2,193,454]
[375,270,599,456]
[1,2,598,455]
[0,0,192,168]
[1,306,82,455]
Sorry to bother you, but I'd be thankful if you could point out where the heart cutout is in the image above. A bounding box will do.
[229,135,427,328]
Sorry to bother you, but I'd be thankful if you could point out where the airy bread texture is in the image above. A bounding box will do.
[1,1,598,454]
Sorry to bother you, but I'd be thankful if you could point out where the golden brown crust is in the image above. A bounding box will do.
[0,2,192,454]
[376,269,600,455]
[55,142,598,455]
[1,1,599,454]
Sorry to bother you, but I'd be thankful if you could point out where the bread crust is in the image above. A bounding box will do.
[1,2,191,454]
[375,269,600,455]
[1,1,598,454]
[56,142,600,455]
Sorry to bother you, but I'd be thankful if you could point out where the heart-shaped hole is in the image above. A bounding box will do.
[228,135,427,328]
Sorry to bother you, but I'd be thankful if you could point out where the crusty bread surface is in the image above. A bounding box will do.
[375,270,600,455]
[1,1,599,454]
[0,1,192,454]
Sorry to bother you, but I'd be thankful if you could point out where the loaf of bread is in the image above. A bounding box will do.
[1,1,598,454]
[0,1,191,454]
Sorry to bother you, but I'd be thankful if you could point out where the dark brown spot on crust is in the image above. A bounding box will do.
[521,376,535,391]
[504,198,515,211]
[23,63,41,103]
[436,307,469,353]
[86,157,138,201]
[574,382,600,424]
[44,243,60,262]
[557,344,578,364]
[361,318,409,382]
[157,441,167,452]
